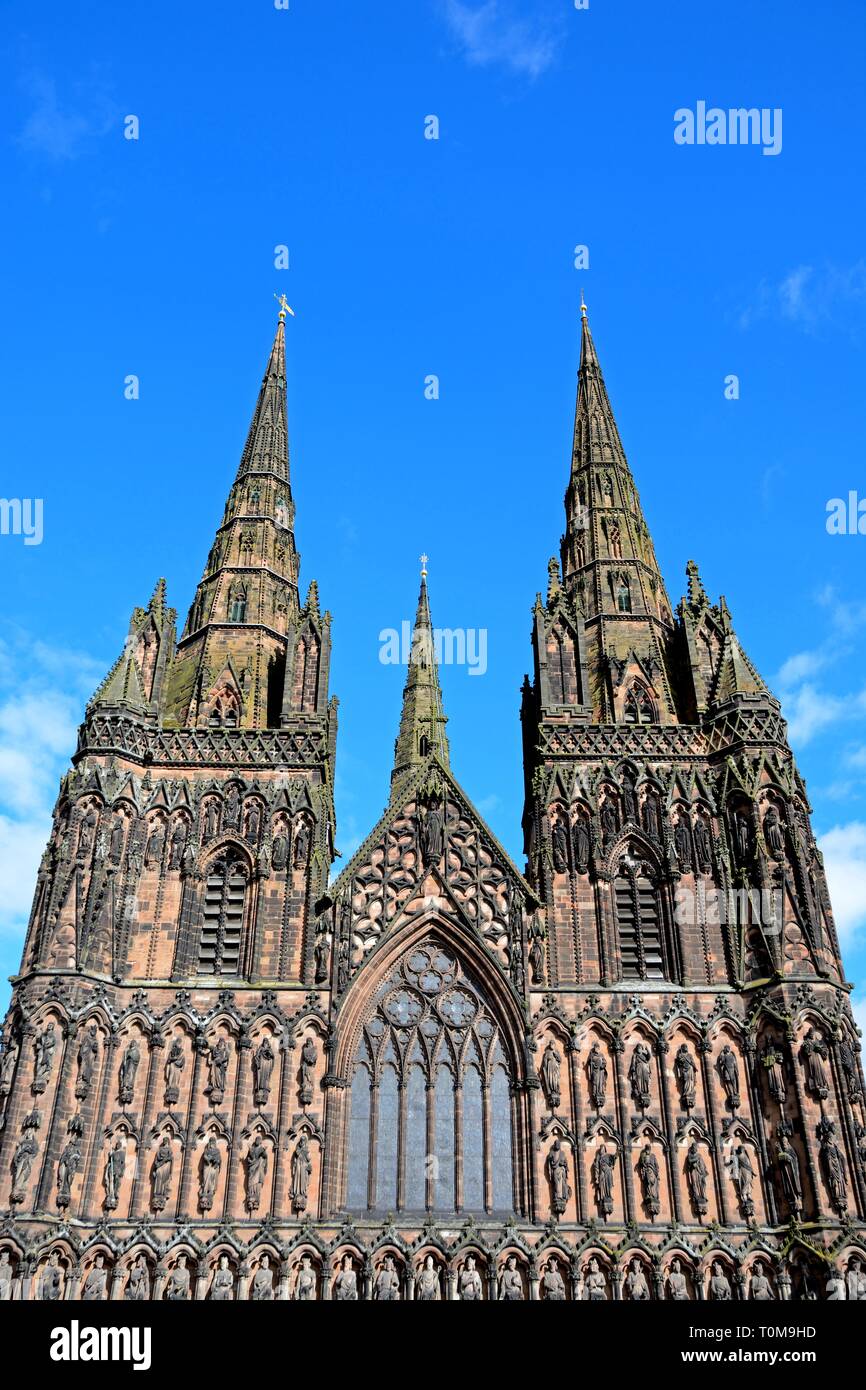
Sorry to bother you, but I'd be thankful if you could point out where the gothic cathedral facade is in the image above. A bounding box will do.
[1,305,864,1303]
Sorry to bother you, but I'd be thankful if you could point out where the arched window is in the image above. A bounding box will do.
[616,577,632,613]
[229,588,247,623]
[624,683,655,724]
[614,855,667,981]
[197,853,249,976]
[345,940,515,1216]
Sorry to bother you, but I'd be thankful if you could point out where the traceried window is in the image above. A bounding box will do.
[346,941,515,1216]
[623,683,655,724]
[197,852,248,976]
[614,856,666,980]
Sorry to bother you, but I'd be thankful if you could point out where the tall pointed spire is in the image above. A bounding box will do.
[236,314,290,483]
[391,558,450,793]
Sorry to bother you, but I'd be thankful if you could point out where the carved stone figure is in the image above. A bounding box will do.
[199,1136,221,1211]
[583,1257,606,1301]
[546,1137,571,1217]
[626,1259,650,1300]
[708,1261,731,1300]
[205,801,220,842]
[601,799,619,843]
[539,1040,562,1112]
[272,831,288,870]
[674,1044,697,1109]
[75,1023,99,1097]
[103,1138,126,1210]
[78,810,96,858]
[802,1029,830,1099]
[150,1136,173,1210]
[210,1254,234,1300]
[145,822,165,867]
[838,1036,862,1102]
[299,1036,317,1107]
[763,1040,787,1105]
[56,1134,82,1209]
[551,817,569,873]
[82,1254,108,1301]
[169,821,187,869]
[206,1036,230,1101]
[419,799,444,867]
[826,1270,846,1300]
[293,819,310,868]
[637,1143,660,1215]
[776,1133,803,1215]
[118,1038,141,1104]
[0,1036,19,1095]
[542,1257,566,1301]
[642,794,660,840]
[39,1251,64,1300]
[529,924,545,984]
[685,1140,709,1215]
[693,816,712,871]
[374,1255,401,1301]
[245,802,261,846]
[674,819,692,871]
[628,1044,652,1110]
[110,816,125,863]
[819,1126,848,1212]
[33,1021,57,1089]
[245,1135,269,1211]
[591,1145,616,1217]
[333,1254,358,1301]
[667,1258,689,1300]
[498,1255,523,1301]
[763,805,786,858]
[749,1264,774,1301]
[716,1045,741,1109]
[728,1143,755,1215]
[622,775,638,826]
[734,811,752,861]
[572,816,590,873]
[291,1134,313,1215]
[164,1037,185,1102]
[587,1042,607,1110]
[224,785,240,828]
[459,1256,483,1301]
[295,1255,317,1301]
[416,1254,441,1301]
[846,1257,866,1301]
[124,1256,150,1301]
[10,1129,38,1202]
[164,1254,190,1300]
[0,1251,13,1301]
[251,1255,275,1300]
[253,1035,275,1106]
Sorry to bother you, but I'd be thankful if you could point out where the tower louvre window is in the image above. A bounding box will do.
[614,863,665,980]
[197,854,248,976]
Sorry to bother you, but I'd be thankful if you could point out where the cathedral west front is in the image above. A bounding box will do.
[1,300,865,1303]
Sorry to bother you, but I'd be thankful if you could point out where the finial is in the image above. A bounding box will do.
[274,292,295,322]
[580,290,587,320]
[419,552,429,579]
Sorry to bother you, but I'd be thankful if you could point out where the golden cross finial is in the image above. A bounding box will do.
[420,552,429,578]
[274,292,295,322]
[580,289,587,320]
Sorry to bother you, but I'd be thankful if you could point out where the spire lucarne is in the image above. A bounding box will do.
[391,562,450,793]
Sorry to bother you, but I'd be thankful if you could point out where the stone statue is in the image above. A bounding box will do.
[245,802,261,846]
[459,1255,483,1301]
[762,1040,787,1104]
[110,816,125,863]
[291,1134,313,1215]
[542,1257,566,1301]
[295,1255,317,1301]
[674,819,692,871]
[708,1261,731,1301]
[572,816,590,873]
[587,1042,607,1110]
[374,1255,401,1301]
[416,1254,441,1301]
[210,1254,234,1301]
[622,775,638,826]
[734,812,752,861]
[728,1143,755,1215]
[776,1133,802,1215]
[693,816,712,871]
[529,925,545,985]
[206,1036,230,1101]
[56,1135,82,1209]
[674,1044,697,1109]
[245,1135,269,1211]
[150,1136,173,1211]
[253,1035,275,1106]
[198,1136,221,1212]
[826,1270,846,1301]
[625,1259,650,1300]
[591,1145,616,1217]
[819,1127,848,1211]
[251,1255,275,1300]
[637,1143,660,1215]
[498,1255,523,1301]
[642,794,660,840]
[419,800,444,867]
[583,1257,606,1301]
[802,1029,830,1099]
[10,1129,38,1203]
[118,1038,141,1104]
[78,810,96,857]
[272,831,288,870]
[539,1040,562,1112]
[763,805,786,858]
[749,1264,774,1301]
[0,1036,19,1095]
[168,821,187,869]
[299,1036,317,1107]
[205,801,220,842]
[551,817,569,873]
[164,1254,190,1300]
[838,1036,862,1101]
[75,1023,99,1097]
[145,822,165,868]
[628,1043,652,1110]
[333,1254,358,1301]
[0,1250,13,1301]
[716,1045,741,1109]
[601,799,619,843]
[546,1137,571,1216]
[103,1138,126,1210]
[82,1254,108,1301]
[685,1140,709,1215]
[124,1256,150,1301]
[293,819,310,868]
[39,1251,64,1301]
[314,932,330,985]
[846,1257,866,1301]
[33,1020,57,1088]
[164,1037,185,1102]
[224,785,240,828]
[667,1258,689,1301]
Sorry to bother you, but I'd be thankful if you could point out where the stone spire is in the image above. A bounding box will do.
[391,560,450,794]
[236,313,290,483]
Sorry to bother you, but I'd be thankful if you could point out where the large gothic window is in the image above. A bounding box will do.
[614,856,667,980]
[197,853,249,976]
[346,940,515,1216]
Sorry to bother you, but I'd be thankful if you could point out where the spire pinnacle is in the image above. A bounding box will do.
[274,291,295,323]
[391,567,450,794]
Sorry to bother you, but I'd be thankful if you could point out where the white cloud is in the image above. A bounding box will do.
[776,593,866,747]
[16,71,116,161]
[818,822,866,948]
[738,260,866,333]
[440,0,561,79]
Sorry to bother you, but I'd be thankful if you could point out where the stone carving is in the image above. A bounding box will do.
[673,818,692,871]
[642,793,660,841]
[498,1255,524,1301]
[75,1023,99,1099]
[419,798,444,867]
[0,1037,19,1095]
[82,1254,108,1301]
[205,801,220,843]
[0,1250,13,1301]
[118,1038,141,1105]
[294,1255,317,1301]
[762,1039,787,1105]
[587,1042,607,1110]
[716,1045,741,1110]
[33,1021,57,1091]
[733,811,752,862]
[150,1136,174,1211]
[10,1126,38,1203]
[164,1037,185,1104]
[542,1257,566,1301]
[583,1257,606,1301]
[846,1257,866,1301]
[272,830,288,870]
[459,1255,483,1301]
[776,1132,803,1215]
[601,799,619,844]
[528,920,545,984]
[591,1145,616,1217]
[826,1269,846,1300]
[628,1043,652,1110]
[708,1261,731,1300]
[314,932,330,985]
[838,1036,862,1102]
[253,1035,276,1106]
[818,1119,848,1213]
[124,1255,150,1301]
[693,816,712,872]
[674,1044,696,1110]
[103,1137,126,1210]
[210,1254,234,1300]
[251,1255,275,1300]
[224,785,240,828]
[572,815,590,873]
[56,1132,82,1209]
[546,1137,571,1217]
[293,819,310,868]
[245,802,261,846]
[539,1040,562,1112]
[165,1254,191,1300]
[551,817,569,874]
[206,1036,230,1103]
[625,1259,651,1300]
[685,1139,709,1216]
[333,1254,358,1301]
[39,1251,65,1300]
[198,1136,221,1212]
[802,1029,830,1100]
[290,1134,313,1215]
[637,1143,660,1217]
[169,821,187,869]
[299,1037,317,1107]
[727,1143,755,1217]
[374,1255,401,1301]
[245,1135,269,1211]
[749,1264,774,1301]
[416,1254,441,1301]
[763,805,785,858]
[666,1258,689,1300]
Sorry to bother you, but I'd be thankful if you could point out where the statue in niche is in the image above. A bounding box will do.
[583,1258,606,1301]
[642,794,660,840]
[118,1037,140,1104]
[685,1140,709,1215]
[0,1251,13,1302]
[419,798,444,867]
[716,1045,741,1110]
[374,1256,401,1301]
[251,1255,275,1301]
[801,1028,830,1099]
[591,1145,616,1217]
[206,1036,230,1102]
[103,1137,126,1210]
[299,1037,317,1107]
[539,1040,562,1112]
[498,1256,523,1301]
[78,810,96,858]
[144,821,165,868]
[253,1035,276,1106]
[33,1020,57,1088]
[272,830,288,870]
[838,1035,862,1101]
[674,1044,697,1110]
[164,1037,185,1103]
[291,1134,313,1215]
[0,1036,19,1095]
[819,1125,848,1211]
[205,801,220,843]
[776,1132,802,1215]
[572,816,590,873]
[110,816,125,864]
[333,1254,358,1301]
[727,1143,755,1215]
[164,1255,190,1300]
[124,1255,150,1301]
[667,1258,689,1301]
[673,819,692,871]
[314,932,330,985]
[293,819,310,868]
[82,1255,108,1302]
[551,817,569,873]
[733,811,752,862]
[749,1265,774,1301]
[693,816,712,871]
[846,1258,866,1301]
[708,1261,732,1301]
[622,776,638,826]
[416,1255,441,1301]
[628,1044,652,1110]
[459,1256,483,1301]
[601,799,619,843]
[587,1042,607,1110]
[150,1136,173,1211]
[637,1143,660,1215]
[245,802,261,846]
[763,805,786,858]
[546,1137,571,1216]
[210,1254,234,1301]
[825,1270,846,1300]
[56,1134,82,1209]
[625,1260,651,1300]
[39,1251,65,1301]
[295,1255,317,1301]
[198,1136,221,1212]
[10,1128,38,1203]
[528,922,545,985]
[168,821,187,869]
[245,1135,269,1211]
[224,785,240,828]
[762,1039,787,1105]
[509,931,526,993]
[542,1257,567,1301]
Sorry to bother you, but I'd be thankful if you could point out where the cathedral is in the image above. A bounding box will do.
[1,299,865,1304]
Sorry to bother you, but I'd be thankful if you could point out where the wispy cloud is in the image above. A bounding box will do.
[439,0,562,79]
[819,821,866,949]
[16,71,116,161]
[738,261,866,332]
[776,590,866,746]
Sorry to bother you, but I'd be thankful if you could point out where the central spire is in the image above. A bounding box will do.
[391,560,450,794]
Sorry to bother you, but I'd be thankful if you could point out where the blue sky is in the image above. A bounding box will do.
[0,0,864,1026]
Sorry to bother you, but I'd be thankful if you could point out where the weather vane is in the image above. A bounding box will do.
[274,292,295,322]
[420,552,429,577]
